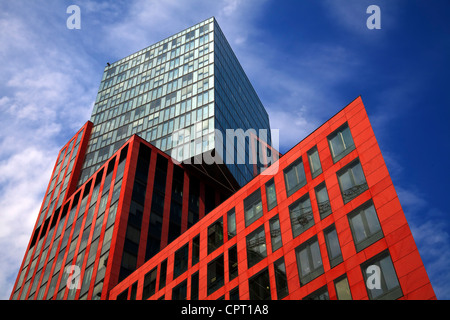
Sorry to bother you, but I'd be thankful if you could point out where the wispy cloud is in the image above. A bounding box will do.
[396,186,450,299]
[0,1,99,299]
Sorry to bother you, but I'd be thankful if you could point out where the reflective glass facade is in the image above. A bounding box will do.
[78,17,271,189]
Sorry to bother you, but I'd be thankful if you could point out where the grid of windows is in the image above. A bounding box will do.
[107,117,404,301]
[79,19,217,186]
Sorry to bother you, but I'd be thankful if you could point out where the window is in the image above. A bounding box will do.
[265,178,277,211]
[348,201,383,251]
[249,268,271,300]
[173,243,189,279]
[227,209,236,238]
[337,159,368,203]
[334,275,352,300]
[208,217,223,254]
[361,251,402,300]
[228,245,238,281]
[269,215,282,252]
[244,189,263,227]
[192,235,200,266]
[230,286,240,300]
[307,147,322,178]
[303,286,329,300]
[159,259,167,290]
[328,123,355,162]
[324,224,343,267]
[172,279,187,300]
[191,272,199,300]
[274,257,289,300]
[284,158,306,197]
[207,254,224,295]
[246,226,267,268]
[295,236,324,285]
[315,182,331,219]
[142,267,157,300]
[289,194,314,238]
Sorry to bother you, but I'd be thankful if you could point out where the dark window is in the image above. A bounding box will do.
[227,208,236,238]
[207,254,224,295]
[289,194,314,238]
[269,215,282,252]
[191,272,199,300]
[173,243,189,279]
[274,257,289,300]
[142,267,157,300]
[284,158,306,197]
[117,289,128,300]
[249,268,271,300]
[328,123,355,162]
[208,217,223,254]
[244,189,263,227]
[303,286,329,300]
[307,146,322,178]
[172,279,187,300]
[334,275,352,300]
[159,259,167,290]
[337,159,368,203]
[228,245,238,281]
[265,178,277,211]
[130,282,137,300]
[246,225,267,268]
[361,251,402,300]
[295,236,324,285]
[315,182,331,219]
[230,286,240,300]
[324,224,343,267]
[188,177,200,228]
[348,201,383,252]
[192,235,200,266]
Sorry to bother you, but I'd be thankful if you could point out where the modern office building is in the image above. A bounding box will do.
[10,17,435,301]
[78,17,272,191]
[109,97,436,300]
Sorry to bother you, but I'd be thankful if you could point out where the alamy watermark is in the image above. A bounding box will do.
[367,5,381,30]
[169,125,280,175]
[65,265,81,290]
[66,5,81,29]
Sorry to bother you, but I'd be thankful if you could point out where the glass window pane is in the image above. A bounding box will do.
[246,226,267,268]
[365,205,382,235]
[335,276,352,300]
[350,213,366,243]
[249,268,271,300]
[380,256,400,291]
[265,179,277,211]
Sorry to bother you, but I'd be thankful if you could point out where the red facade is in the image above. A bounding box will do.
[11,97,435,300]
[108,97,436,300]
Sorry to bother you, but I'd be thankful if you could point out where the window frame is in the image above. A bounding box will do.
[347,200,384,252]
[289,193,314,238]
[265,178,277,211]
[243,189,263,227]
[337,158,368,204]
[361,251,403,300]
[295,236,324,285]
[283,157,307,197]
[307,146,322,179]
[327,123,355,163]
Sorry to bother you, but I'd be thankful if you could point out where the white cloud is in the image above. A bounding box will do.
[0,1,98,299]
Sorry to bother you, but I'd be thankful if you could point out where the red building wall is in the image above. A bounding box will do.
[109,96,435,300]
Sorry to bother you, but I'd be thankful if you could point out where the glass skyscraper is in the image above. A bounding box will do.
[78,17,272,190]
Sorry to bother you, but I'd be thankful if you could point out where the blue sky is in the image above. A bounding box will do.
[0,0,449,300]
